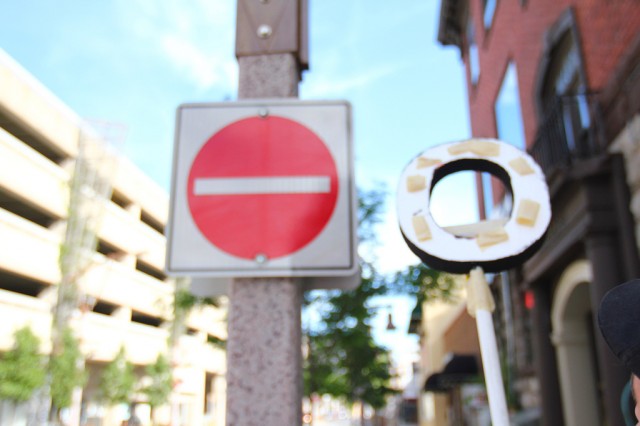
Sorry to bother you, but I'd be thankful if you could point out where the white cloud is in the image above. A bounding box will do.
[160,34,236,90]
[116,0,238,91]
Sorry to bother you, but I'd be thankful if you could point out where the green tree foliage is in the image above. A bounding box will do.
[0,326,46,402]
[206,334,226,350]
[99,347,135,406]
[50,327,86,410]
[173,287,219,313]
[304,186,459,414]
[142,354,172,409]
[170,279,222,350]
[304,187,396,410]
[166,279,224,423]
[357,186,386,244]
[169,278,191,352]
[392,263,458,305]
[305,268,396,409]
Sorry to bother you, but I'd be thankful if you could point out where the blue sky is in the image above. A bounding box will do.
[0,0,474,272]
[1,0,474,370]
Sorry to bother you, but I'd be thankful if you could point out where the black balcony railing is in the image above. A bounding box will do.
[529,94,605,176]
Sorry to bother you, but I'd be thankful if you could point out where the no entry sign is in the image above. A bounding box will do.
[166,100,356,278]
[187,116,338,260]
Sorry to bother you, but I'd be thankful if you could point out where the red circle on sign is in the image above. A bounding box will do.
[187,116,339,260]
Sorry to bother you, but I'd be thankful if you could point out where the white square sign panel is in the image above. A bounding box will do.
[166,100,357,278]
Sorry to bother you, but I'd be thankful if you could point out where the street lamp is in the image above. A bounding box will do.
[385,312,396,331]
[373,304,396,331]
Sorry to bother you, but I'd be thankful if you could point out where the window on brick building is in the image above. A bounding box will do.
[481,62,523,218]
[467,20,480,85]
[539,28,590,155]
[495,63,526,149]
[481,173,497,219]
[480,172,511,220]
[541,31,582,108]
[483,0,497,29]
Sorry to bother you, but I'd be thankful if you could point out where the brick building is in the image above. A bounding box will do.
[437,0,640,424]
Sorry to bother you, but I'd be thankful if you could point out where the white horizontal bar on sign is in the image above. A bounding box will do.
[194,176,331,195]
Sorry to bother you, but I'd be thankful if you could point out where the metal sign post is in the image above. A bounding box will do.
[165,2,358,425]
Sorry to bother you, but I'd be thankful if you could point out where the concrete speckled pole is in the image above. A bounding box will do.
[226,2,306,425]
[226,277,302,426]
[238,54,300,99]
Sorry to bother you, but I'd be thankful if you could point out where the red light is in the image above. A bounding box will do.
[524,291,535,310]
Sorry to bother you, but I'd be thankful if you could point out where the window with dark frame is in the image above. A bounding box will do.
[536,27,592,166]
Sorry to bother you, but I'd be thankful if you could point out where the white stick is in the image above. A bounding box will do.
[466,267,510,426]
[476,309,510,426]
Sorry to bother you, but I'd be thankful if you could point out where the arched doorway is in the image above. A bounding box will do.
[551,260,601,426]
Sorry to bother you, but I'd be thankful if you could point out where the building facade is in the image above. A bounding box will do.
[0,49,226,426]
[437,0,640,425]
[409,281,488,426]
